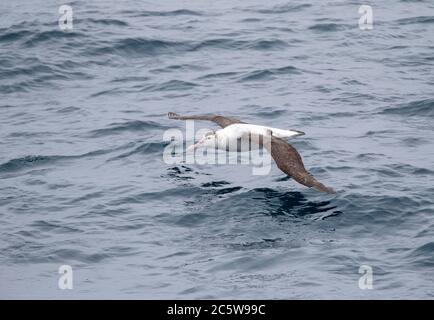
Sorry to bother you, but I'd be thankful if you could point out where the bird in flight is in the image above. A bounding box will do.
[168,112,335,194]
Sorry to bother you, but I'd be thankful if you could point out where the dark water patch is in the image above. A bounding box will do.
[254,109,287,118]
[396,16,434,25]
[109,186,206,206]
[89,120,169,137]
[144,80,198,92]
[388,163,434,176]
[245,39,288,50]
[0,64,55,79]
[91,38,190,57]
[108,141,168,160]
[24,30,85,46]
[50,248,110,263]
[0,149,115,175]
[64,191,106,205]
[214,186,243,195]
[308,23,347,32]
[191,38,247,51]
[240,18,262,23]
[0,155,60,174]
[0,30,32,43]
[56,106,81,114]
[192,38,287,51]
[253,3,311,14]
[91,37,289,58]
[157,251,192,260]
[31,220,81,233]
[356,153,385,161]
[201,181,231,188]
[89,88,123,98]
[0,64,91,92]
[239,65,301,82]
[135,9,202,17]
[379,98,434,117]
[151,64,204,74]
[407,242,434,267]
[276,176,291,182]
[338,193,422,224]
[7,131,53,138]
[0,105,15,109]
[402,137,428,147]
[111,76,150,82]
[163,165,197,181]
[215,188,337,217]
[365,129,397,137]
[228,238,285,250]
[81,18,129,27]
[198,71,239,80]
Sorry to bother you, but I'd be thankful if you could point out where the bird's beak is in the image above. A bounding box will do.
[289,129,305,137]
[187,138,205,152]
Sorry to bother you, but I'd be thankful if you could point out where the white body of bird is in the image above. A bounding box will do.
[188,123,305,152]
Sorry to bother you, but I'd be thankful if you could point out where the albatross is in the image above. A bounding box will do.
[168,112,335,194]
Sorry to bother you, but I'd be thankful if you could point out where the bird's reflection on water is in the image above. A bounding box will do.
[241,188,339,218]
[165,166,341,222]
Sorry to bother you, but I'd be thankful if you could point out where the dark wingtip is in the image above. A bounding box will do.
[168,112,180,119]
[316,185,336,194]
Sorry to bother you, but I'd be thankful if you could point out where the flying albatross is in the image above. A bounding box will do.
[168,112,335,194]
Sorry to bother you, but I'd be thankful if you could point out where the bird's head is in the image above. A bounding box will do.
[187,131,218,151]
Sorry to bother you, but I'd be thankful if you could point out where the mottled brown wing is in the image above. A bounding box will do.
[268,136,336,193]
[168,112,244,128]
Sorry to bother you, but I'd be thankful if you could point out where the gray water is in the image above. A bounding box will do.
[1,0,434,299]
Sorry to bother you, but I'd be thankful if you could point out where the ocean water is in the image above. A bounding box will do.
[1,0,433,299]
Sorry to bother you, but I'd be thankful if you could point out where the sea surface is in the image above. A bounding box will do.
[1,0,433,299]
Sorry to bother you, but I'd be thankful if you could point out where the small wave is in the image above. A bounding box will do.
[201,181,231,188]
[192,38,287,51]
[82,18,128,26]
[253,3,311,14]
[108,141,168,160]
[144,80,198,92]
[89,120,169,137]
[396,16,434,25]
[56,106,81,114]
[109,186,206,206]
[24,30,84,46]
[0,64,54,79]
[50,248,110,263]
[407,242,434,267]
[31,220,80,233]
[150,64,204,74]
[90,37,290,58]
[0,30,32,43]
[198,71,239,80]
[380,98,434,117]
[212,188,337,217]
[244,39,288,50]
[239,65,301,82]
[308,23,347,32]
[91,38,189,57]
[191,38,247,51]
[135,9,202,17]
[0,149,114,174]
[0,155,60,174]
[388,163,434,176]
[254,109,287,118]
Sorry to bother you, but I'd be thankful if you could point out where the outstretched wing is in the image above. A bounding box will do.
[168,112,245,128]
[267,136,335,193]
